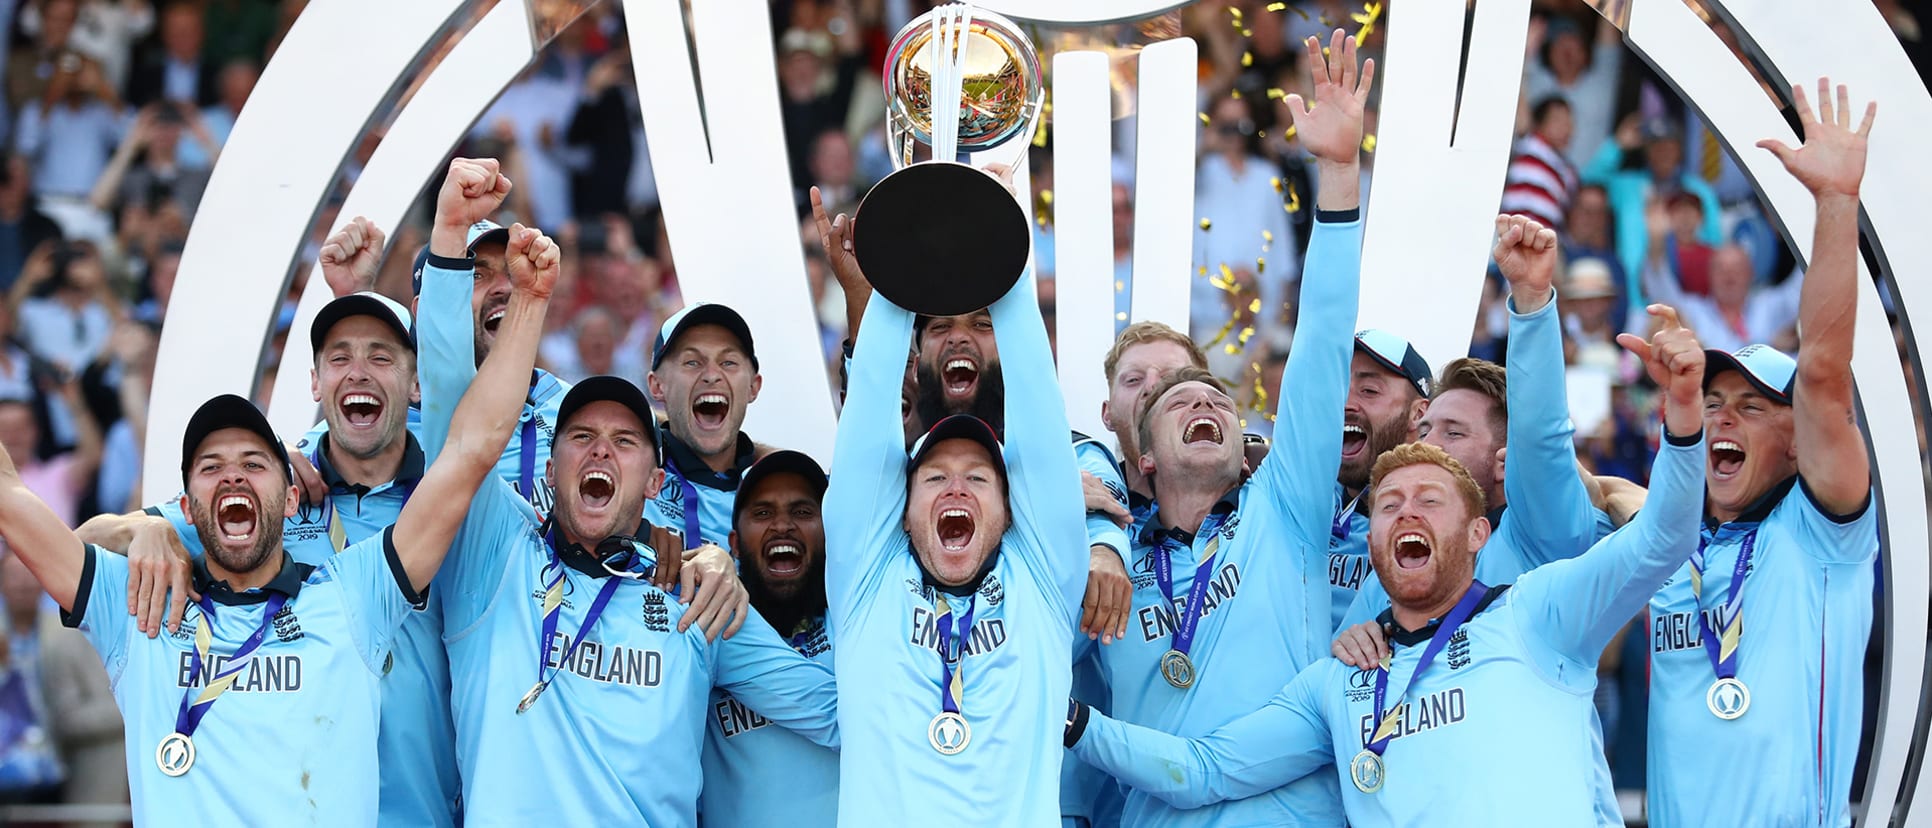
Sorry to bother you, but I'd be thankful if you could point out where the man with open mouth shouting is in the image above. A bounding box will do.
[1082,29,1367,828]
[1641,79,1880,828]
[1065,305,1710,826]
[417,158,835,827]
[0,200,561,823]
[1322,328,1431,628]
[645,301,766,551]
[701,450,838,827]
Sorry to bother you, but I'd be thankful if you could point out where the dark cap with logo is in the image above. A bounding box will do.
[555,376,665,466]
[180,394,293,485]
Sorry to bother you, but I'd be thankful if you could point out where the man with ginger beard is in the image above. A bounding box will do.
[0,201,566,822]
[1063,308,1708,822]
[418,158,834,825]
[701,450,837,828]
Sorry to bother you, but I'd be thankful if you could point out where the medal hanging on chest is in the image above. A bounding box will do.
[927,592,977,755]
[1690,532,1755,720]
[1351,582,1487,794]
[159,593,289,777]
[1155,531,1222,690]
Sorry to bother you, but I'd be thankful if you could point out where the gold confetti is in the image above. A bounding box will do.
[1200,217,1213,230]
[1241,28,1253,36]
[1198,265,1209,277]
[1206,317,1238,348]
[1283,125,1297,139]
[1256,256,1266,275]
[1229,6,1243,19]
[1265,2,1286,11]
[1257,130,1266,139]
[1263,229,1275,242]
[1249,298,1262,313]
[1353,2,1384,40]
[1284,180,1302,213]
[1241,51,1253,67]
[1200,112,1212,125]
[1116,311,1128,321]
[1270,177,1283,193]
[1224,343,1241,355]
[1033,118,1049,148]
[1361,133,1377,153]
[1114,279,1125,292]
[1239,325,1256,345]
[1266,87,1287,101]
[1039,189,1053,205]
[1230,89,1242,99]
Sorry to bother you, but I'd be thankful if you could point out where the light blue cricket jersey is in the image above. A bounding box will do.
[418,255,839,826]
[1065,435,1130,827]
[1075,435,1707,826]
[1325,490,1372,629]
[1097,214,1361,828]
[149,432,461,828]
[1646,476,1876,828]
[700,614,839,827]
[827,272,1088,825]
[64,537,416,824]
[645,431,756,550]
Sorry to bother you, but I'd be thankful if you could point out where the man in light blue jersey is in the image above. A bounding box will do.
[0,212,561,823]
[1065,312,1709,824]
[1082,29,1367,828]
[1336,214,1608,626]
[701,450,838,827]
[419,158,834,826]
[1645,79,1880,828]
[1325,329,1430,627]
[646,302,766,550]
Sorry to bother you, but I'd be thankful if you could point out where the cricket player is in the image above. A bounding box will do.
[644,302,767,551]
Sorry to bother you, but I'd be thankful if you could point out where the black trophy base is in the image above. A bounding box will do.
[852,161,1031,318]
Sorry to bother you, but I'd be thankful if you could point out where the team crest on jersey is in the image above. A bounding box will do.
[1446,629,1470,670]
[1129,552,1159,590]
[271,605,304,643]
[642,592,671,632]
[1216,514,1241,541]
[977,574,1004,607]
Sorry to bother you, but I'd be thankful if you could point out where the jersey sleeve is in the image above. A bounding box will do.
[1073,662,1335,810]
[1513,433,1705,664]
[825,293,915,628]
[326,527,420,674]
[417,257,481,463]
[1339,574,1389,628]
[436,476,540,634]
[710,611,840,749]
[1792,477,1878,565]
[58,543,132,680]
[144,496,206,558]
[1498,294,1599,569]
[990,271,1089,618]
[1076,440,1130,559]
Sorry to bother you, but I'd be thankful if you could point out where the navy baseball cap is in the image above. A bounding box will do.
[410,221,512,296]
[555,376,664,465]
[310,291,414,354]
[733,450,829,522]
[652,303,758,372]
[1703,344,1796,405]
[1354,329,1433,397]
[908,415,1007,490]
[180,395,293,485]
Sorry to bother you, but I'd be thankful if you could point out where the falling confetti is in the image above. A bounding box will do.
[1285,180,1302,212]
[1256,256,1266,275]
[1206,317,1238,348]
[1198,265,1209,277]
[1353,2,1384,40]
[1241,51,1253,67]
[1270,177,1282,193]
[1283,125,1297,139]
[1248,298,1262,313]
[1200,112,1212,125]
[1362,134,1378,153]
[1265,2,1287,11]
[1241,28,1253,36]
[1114,279,1125,292]
[1230,89,1242,99]
[1200,217,1213,230]
[1263,228,1275,242]
[1116,311,1128,321]
[1267,87,1287,101]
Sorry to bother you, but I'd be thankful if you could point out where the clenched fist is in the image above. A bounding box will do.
[504,223,560,300]
[318,216,386,297]
[1492,214,1559,312]
[431,158,513,258]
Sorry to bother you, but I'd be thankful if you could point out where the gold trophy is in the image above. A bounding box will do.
[853,4,1045,316]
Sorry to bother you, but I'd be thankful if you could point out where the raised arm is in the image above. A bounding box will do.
[419,158,514,461]
[1251,29,1370,531]
[390,224,555,593]
[1495,215,1596,563]
[989,266,1085,611]
[0,438,88,611]
[1519,306,1706,662]
[318,217,387,298]
[1755,79,1873,515]
[824,290,915,611]
[1069,665,1334,809]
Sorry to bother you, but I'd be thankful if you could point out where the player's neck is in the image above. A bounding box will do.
[208,549,286,593]
[1154,484,1230,535]
[1390,587,1467,634]
[672,427,741,476]
[326,438,406,490]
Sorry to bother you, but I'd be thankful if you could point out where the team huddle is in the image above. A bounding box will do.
[0,31,1886,827]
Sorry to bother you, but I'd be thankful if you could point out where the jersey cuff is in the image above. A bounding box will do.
[141,505,164,518]
[60,542,97,629]
[426,252,474,272]
[1315,207,1360,224]
[1663,428,1703,447]
[382,525,428,610]
[1064,699,1092,748]
[1799,476,1873,525]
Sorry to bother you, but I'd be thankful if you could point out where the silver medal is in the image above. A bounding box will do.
[1706,677,1750,720]
[516,682,548,715]
[156,732,196,777]
[928,711,971,755]
[1159,649,1196,690]
[1349,749,1385,794]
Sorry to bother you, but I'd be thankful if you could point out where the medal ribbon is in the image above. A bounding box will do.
[935,593,978,716]
[1332,489,1364,542]
[1154,529,1223,661]
[517,417,537,503]
[1365,581,1487,757]
[661,457,703,550]
[529,552,626,700]
[1689,530,1755,681]
[173,593,289,739]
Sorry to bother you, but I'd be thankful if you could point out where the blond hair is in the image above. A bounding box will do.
[1368,441,1488,517]
[1103,321,1208,385]
[1433,358,1508,441]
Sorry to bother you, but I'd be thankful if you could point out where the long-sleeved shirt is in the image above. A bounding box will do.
[1073,433,1706,826]
[1641,257,1804,355]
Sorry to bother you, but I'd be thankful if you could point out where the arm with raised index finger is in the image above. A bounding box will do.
[1756,79,1873,518]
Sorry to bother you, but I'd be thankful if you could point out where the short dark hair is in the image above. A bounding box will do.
[1135,366,1229,460]
[1433,358,1508,443]
[1530,95,1571,127]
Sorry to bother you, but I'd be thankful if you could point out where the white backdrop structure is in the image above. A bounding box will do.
[149,1,1932,822]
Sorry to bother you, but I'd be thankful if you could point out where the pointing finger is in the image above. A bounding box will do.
[1648,303,1683,332]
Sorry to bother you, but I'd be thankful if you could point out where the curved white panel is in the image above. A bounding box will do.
[267,0,539,443]
[1128,36,1197,335]
[143,0,469,505]
[1050,50,1115,441]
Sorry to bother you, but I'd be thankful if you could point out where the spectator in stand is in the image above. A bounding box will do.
[0,549,64,806]
[798,129,859,218]
[1559,256,1622,370]
[1655,191,1714,296]
[0,301,40,405]
[1584,114,1721,307]
[202,0,278,66]
[776,25,864,189]
[1642,215,1802,355]
[13,52,127,244]
[474,64,578,228]
[9,242,120,376]
[127,1,219,109]
[0,376,99,527]
[86,319,153,514]
[1525,14,1624,171]
[177,57,257,170]
[5,0,80,111]
[544,305,621,383]
[566,47,637,220]
[18,0,155,95]
[89,102,217,219]
[0,158,64,293]
[1502,96,1579,233]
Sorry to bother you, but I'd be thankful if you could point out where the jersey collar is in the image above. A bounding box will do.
[1377,583,1510,647]
[1703,474,1797,533]
[193,552,314,606]
[661,428,756,491]
[1138,495,1238,548]
[313,432,427,497]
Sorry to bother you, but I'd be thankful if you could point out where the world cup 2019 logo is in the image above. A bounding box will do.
[144,0,1932,814]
